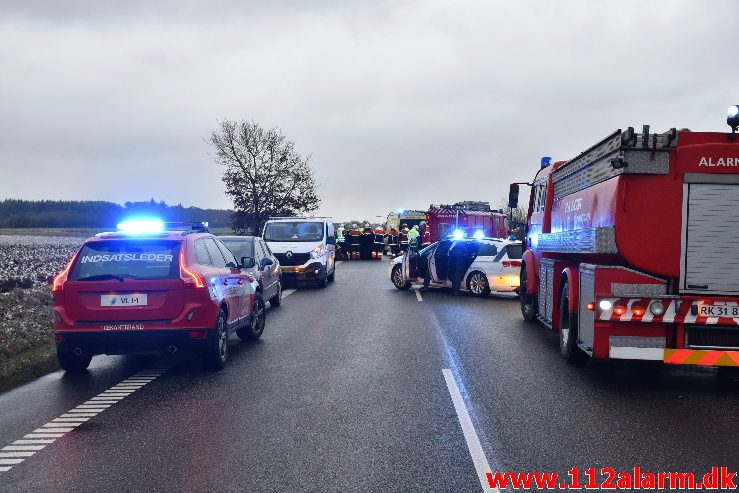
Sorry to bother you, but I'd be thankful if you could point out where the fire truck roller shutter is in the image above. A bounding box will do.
[682,181,739,294]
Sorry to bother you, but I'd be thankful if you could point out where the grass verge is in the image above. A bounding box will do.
[0,341,59,393]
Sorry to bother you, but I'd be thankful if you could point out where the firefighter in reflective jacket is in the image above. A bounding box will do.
[360,223,374,260]
[388,228,399,256]
[372,226,385,259]
[407,225,420,249]
[336,225,347,260]
[348,225,361,260]
[419,220,432,247]
[399,224,410,253]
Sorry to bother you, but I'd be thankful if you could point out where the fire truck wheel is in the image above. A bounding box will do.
[519,266,538,322]
[466,271,490,297]
[391,265,412,290]
[559,281,586,364]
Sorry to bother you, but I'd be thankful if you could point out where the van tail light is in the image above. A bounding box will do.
[180,249,205,288]
[51,252,78,292]
[502,260,522,268]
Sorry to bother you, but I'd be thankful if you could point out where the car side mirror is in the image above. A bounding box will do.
[241,256,256,269]
[508,183,519,209]
[260,257,274,269]
[327,236,335,245]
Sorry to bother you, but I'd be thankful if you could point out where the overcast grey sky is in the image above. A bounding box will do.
[1,0,737,222]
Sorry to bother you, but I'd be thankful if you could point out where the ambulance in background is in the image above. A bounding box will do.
[386,209,427,232]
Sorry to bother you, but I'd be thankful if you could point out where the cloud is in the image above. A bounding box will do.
[0,0,737,221]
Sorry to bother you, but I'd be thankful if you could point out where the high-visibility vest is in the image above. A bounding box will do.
[407,228,420,246]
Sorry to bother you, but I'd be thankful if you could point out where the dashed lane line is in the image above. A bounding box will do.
[0,366,170,477]
[442,368,497,493]
[282,289,296,299]
[415,287,423,302]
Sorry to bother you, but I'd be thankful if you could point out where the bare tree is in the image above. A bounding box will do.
[209,120,321,234]
[499,197,528,240]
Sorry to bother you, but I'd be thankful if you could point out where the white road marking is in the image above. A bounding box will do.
[0,459,25,465]
[282,289,296,299]
[415,288,423,302]
[0,452,35,458]
[442,369,497,493]
[0,365,171,476]
[336,261,343,266]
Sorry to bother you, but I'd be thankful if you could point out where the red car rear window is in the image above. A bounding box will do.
[69,240,182,281]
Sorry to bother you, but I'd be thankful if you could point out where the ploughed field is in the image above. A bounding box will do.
[0,235,83,390]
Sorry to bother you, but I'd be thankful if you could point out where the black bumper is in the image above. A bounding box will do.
[57,330,212,355]
[280,262,326,281]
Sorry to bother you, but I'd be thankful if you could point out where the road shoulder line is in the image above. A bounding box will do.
[442,368,497,492]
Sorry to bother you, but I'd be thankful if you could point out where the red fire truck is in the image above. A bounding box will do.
[426,201,508,242]
[510,115,739,367]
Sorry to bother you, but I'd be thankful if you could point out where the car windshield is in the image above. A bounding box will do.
[69,240,181,281]
[220,239,254,260]
[264,222,324,242]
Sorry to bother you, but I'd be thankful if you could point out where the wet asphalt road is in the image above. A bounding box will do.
[0,258,738,492]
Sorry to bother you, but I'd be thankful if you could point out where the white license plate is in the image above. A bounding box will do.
[696,303,739,318]
[100,294,148,307]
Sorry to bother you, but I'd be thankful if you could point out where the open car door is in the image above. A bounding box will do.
[430,240,452,283]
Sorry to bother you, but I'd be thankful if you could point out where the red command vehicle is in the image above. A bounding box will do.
[52,221,264,371]
[510,122,739,367]
[426,201,507,242]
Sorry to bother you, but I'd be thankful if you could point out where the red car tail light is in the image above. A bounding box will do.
[502,260,522,268]
[51,252,78,292]
[180,249,205,288]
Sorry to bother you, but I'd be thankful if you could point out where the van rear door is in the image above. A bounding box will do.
[64,239,184,323]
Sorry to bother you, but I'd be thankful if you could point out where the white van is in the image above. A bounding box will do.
[262,217,336,288]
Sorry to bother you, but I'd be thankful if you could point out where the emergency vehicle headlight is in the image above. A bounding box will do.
[598,299,613,311]
[117,218,164,234]
[452,229,464,240]
[649,300,665,316]
[472,230,484,240]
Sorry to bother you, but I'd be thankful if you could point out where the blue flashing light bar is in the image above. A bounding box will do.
[117,218,165,235]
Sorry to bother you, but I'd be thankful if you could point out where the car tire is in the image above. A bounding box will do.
[559,280,586,364]
[269,283,282,308]
[466,271,491,297]
[205,309,229,370]
[391,265,412,290]
[520,264,538,322]
[237,293,266,341]
[57,346,92,372]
